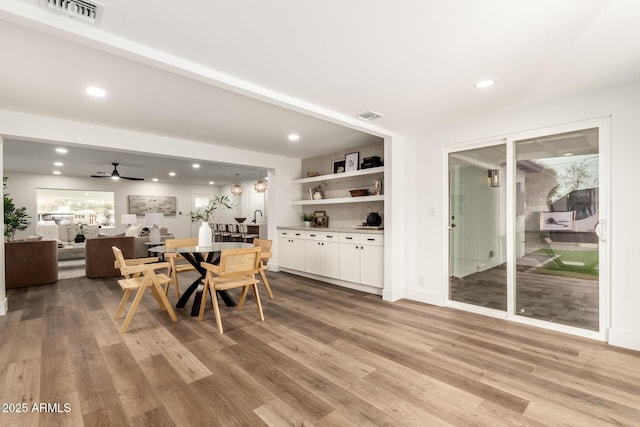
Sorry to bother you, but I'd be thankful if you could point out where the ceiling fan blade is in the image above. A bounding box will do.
[121,176,145,181]
[90,175,111,178]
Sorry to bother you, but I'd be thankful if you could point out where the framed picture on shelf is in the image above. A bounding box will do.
[332,159,346,173]
[313,210,326,217]
[345,152,359,172]
[315,216,329,228]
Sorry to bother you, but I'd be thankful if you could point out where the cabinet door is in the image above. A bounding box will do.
[360,244,384,288]
[322,240,341,279]
[305,240,322,275]
[339,242,361,283]
[290,238,307,271]
[278,236,292,268]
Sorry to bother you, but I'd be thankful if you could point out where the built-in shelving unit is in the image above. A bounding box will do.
[291,166,385,205]
[291,166,384,185]
[292,195,384,206]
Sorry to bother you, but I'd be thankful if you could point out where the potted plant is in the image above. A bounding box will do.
[300,213,315,227]
[189,195,235,245]
[3,177,31,241]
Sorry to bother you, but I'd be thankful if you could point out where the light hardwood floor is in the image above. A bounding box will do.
[1,271,639,426]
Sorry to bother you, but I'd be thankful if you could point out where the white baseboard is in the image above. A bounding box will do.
[404,288,445,306]
[0,297,7,316]
[608,327,640,352]
[279,268,383,296]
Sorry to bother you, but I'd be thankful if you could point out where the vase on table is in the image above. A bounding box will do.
[198,222,212,246]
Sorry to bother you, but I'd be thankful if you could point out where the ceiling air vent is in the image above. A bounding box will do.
[41,0,104,24]
[357,111,384,121]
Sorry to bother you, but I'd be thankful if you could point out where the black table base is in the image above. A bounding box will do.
[175,251,235,316]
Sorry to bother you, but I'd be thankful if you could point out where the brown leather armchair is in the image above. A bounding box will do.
[85,236,135,278]
[5,240,58,288]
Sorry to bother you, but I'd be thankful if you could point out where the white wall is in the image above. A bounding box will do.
[405,80,640,351]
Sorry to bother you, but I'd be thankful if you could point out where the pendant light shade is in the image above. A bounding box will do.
[231,173,243,195]
[254,170,267,192]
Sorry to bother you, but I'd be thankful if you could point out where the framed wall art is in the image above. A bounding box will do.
[128,195,177,216]
[332,159,346,174]
[345,152,359,172]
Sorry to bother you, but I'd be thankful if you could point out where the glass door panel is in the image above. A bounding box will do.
[448,144,507,311]
[514,128,599,331]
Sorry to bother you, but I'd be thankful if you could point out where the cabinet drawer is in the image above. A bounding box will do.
[340,233,361,244]
[280,229,305,238]
[305,231,322,240]
[360,233,384,246]
[320,232,339,242]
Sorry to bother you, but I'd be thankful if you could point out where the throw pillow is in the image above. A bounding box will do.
[125,224,142,237]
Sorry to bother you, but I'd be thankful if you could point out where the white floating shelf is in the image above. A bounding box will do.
[291,166,384,185]
[291,195,384,205]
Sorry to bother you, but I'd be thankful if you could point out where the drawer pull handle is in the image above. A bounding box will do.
[327,235,333,238]
[345,237,353,240]
[367,238,375,241]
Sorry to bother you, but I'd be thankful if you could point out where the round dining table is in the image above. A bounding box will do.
[150,242,253,316]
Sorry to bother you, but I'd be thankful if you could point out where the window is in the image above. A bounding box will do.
[36,188,115,227]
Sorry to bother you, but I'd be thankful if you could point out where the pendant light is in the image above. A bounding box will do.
[231,173,243,195]
[254,169,267,192]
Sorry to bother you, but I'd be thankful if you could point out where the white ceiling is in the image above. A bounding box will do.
[1,1,640,183]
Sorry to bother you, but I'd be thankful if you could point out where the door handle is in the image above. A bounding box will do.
[595,220,606,242]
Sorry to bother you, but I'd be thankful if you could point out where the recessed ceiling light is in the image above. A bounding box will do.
[563,152,574,156]
[169,172,176,177]
[475,79,496,89]
[288,133,300,142]
[86,86,106,97]
[54,162,63,166]
[152,178,159,182]
[55,147,68,154]
[209,181,215,185]
[53,171,61,175]
[192,163,200,169]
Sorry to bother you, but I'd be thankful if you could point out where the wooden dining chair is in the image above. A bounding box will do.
[164,237,198,298]
[198,246,263,334]
[112,246,178,333]
[252,238,275,299]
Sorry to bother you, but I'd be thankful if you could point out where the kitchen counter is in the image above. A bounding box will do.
[277,225,384,234]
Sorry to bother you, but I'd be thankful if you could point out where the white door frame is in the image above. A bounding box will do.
[444,117,611,341]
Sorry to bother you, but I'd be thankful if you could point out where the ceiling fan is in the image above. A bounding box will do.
[91,163,144,181]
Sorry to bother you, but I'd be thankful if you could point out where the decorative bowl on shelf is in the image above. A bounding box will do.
[235,217,247,223]
[349,189,369,197]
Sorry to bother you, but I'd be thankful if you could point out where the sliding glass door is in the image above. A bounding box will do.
[448,143,507,312]
[447,122,607,337]
[514,128,600,331]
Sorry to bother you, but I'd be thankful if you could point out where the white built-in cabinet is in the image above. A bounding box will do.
[278,228,384,291]
[305,231,340,279]
[339,232,384,288]
[278,230,306,271]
